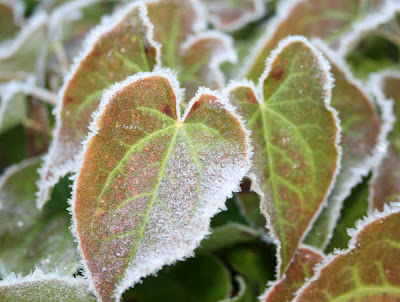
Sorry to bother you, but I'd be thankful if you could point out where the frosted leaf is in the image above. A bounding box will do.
[0,0,24,42]
[37,1,161,208]
[261,245,323,302]
[0,158,80,276]
[304,39,382,249]
[241,0,387,82]
[294,204,400,302]
[225,36,340,276]
[199,0,265,32]
[0,270,96,302]
[70,69,252,301]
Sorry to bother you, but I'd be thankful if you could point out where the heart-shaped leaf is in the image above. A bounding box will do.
[0,0,24,42]
[37,1,161,208]
[304,40,382,249]
[370,70,400,211]
[261,246,323,302]
[71,69,251,302]
[199,0,265,31]
[0,158,80,276]
[241,0,386,82]
[0,270,96,302]
[295,204,400,302]
[226,36,340,275]
[0,12,47,83]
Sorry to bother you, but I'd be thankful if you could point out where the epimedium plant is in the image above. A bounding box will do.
[0,0,400,301]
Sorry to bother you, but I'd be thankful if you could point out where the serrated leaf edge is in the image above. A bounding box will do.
[225,35,342,278]
[292,202,400,302]
[36,0,162,209]
[69,67,252,301]
[203,0,265,32]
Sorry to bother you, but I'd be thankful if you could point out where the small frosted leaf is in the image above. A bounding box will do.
[242,0,386,81]
[226,36,340,275]
[0,0,24,42]
[371,71,400,211]
[295,205,400,302]
[180,31,237,98]
[71,70,251,302]
[0,12,47,82]
[304,40,381,249]
[262,246,323,302]
[37,1,161,208]
[200,0,265,31]
[0,270,96,302]
[0,158,80,276]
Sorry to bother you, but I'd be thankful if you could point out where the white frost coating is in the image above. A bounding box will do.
[309,38,388,249]
[338,0,400,56]
[227,35,341,277]
[0,0,25,27]
[203,0,265,32]
[0,11,47,60]
[367,70,398,211]
[69,68,252,301]
[36,0,162,209]
[293,202,400,301]
[181,30,238,93]
[238,0,304,79]
[258,244,324,302]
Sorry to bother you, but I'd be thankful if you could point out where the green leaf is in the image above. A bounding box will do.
[241,0,385,82]
[0,271,96,302]
[200,0,265,31]
[0,158,80,276]
[0,1,24,42]
[0,125,26,172]
[200,223,260,252]
[211,195,250,228]
[226,36,340,275]
[37,1,161,208]
[370,71,400,211]
[304,40,381,249]
[261,246,323,302]
[221,276,253,302]
[295,205,400,302]
[71,70,251,302]
[123,252,231,302]
[0,12,47,82]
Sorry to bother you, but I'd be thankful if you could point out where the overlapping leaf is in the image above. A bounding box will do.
[147,0,236,98]
[199,0,265,31]
[0,12,47,83]
[241,0,386,82]
[0,270,96,302]
[295,205,400,302]
[37,1,161,208]
[304,40,381,249]
[0,158,79,276]
[0,0,24,42]
[226,36,340,275]
[262,246,323,302]
[71,70,251,302]
[370,71,400,211]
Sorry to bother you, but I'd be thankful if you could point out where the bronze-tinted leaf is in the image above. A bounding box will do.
[241,0,386,82]
[295,205,400,302]
[226,36,340,276]
[37,2,161,208]
[71,70,251,301]
[200,0,265,31]
[262,246,323,302]
[370,71,400,211]
[305,40,381,249]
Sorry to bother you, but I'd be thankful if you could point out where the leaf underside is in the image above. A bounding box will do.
[263,246,323,302]
[227,38,339,275]
[37,2,159,207]
[296,209,400,301]
[73,73,250,301]
[371,73,400,211]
